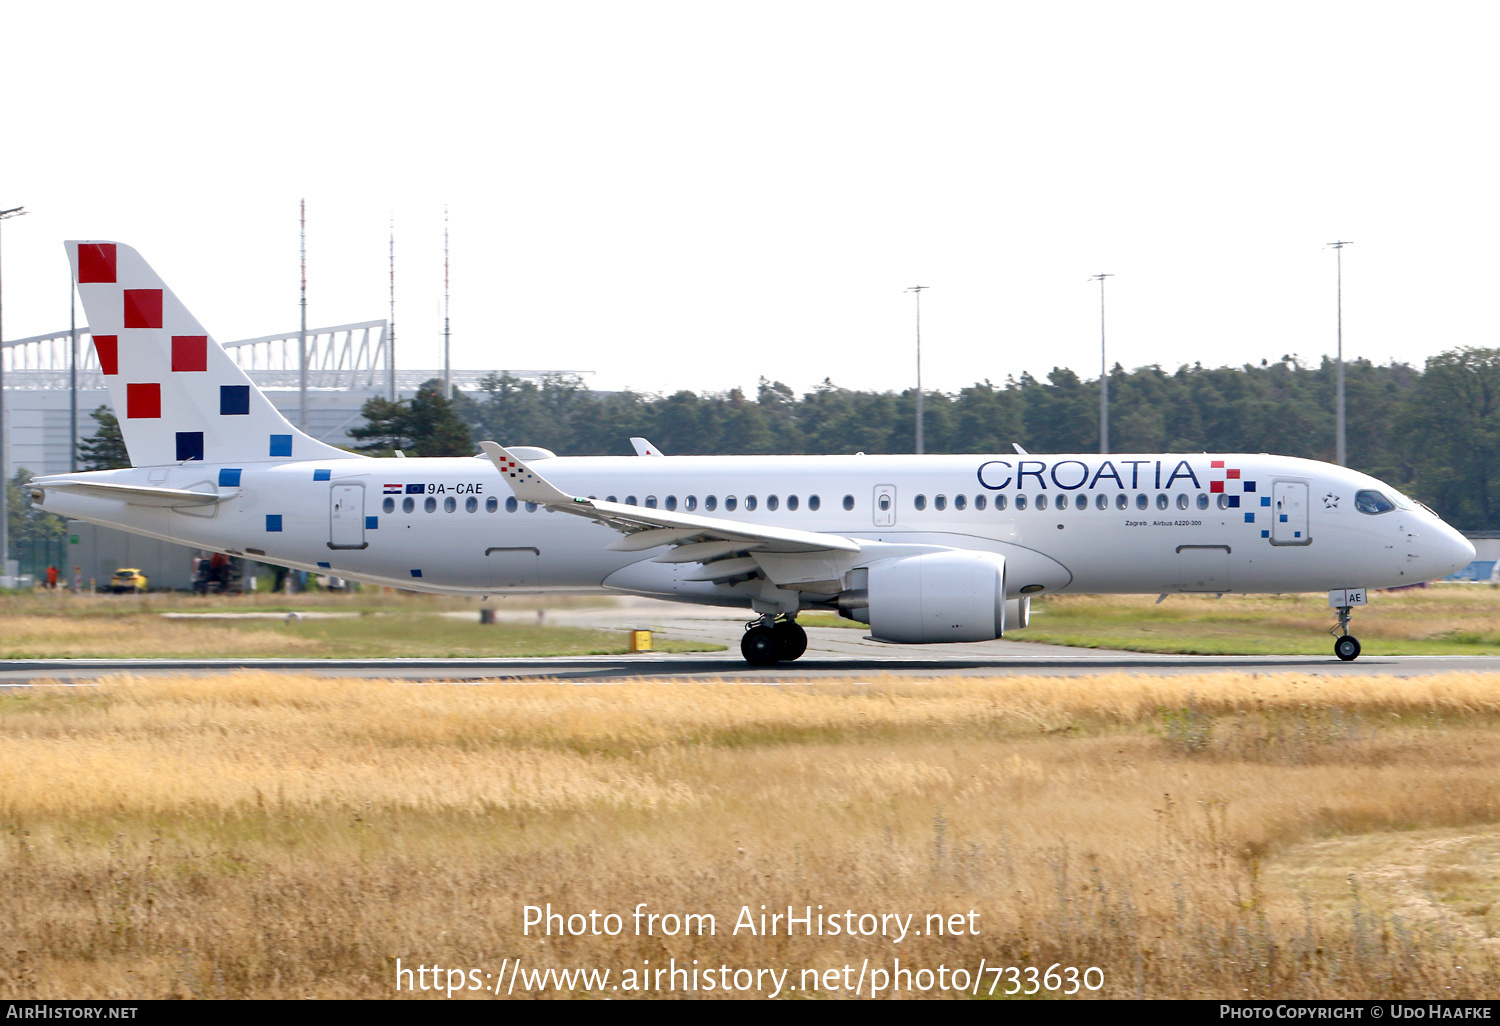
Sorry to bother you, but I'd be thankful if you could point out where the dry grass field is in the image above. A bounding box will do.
[2,671,1500,999]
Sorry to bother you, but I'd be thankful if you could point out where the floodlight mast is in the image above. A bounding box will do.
[443,207,451,401]
[1328,241,1352,467]
[906,285,928,455]
[0,205,28,581]
[1090,273,1114,454]
[298,199,308,432]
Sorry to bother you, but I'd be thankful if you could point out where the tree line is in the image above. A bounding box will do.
[48,346,1500,537]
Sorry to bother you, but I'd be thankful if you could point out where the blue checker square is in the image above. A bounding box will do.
[1295,531,1302,538]
[1244,512,1255,523]
[266,515,283,532]
[269,434,293,458]
[1280,513,1288,522]
[1261,496,1271,506]
[1243,481,1256,492]
[410,569,423,578]
[220,384,250,416]
[175,431,204,462]
[218,468,242,487]
[313,469,331,481]
[1261,530,1270,538]
[317,561,331,569]
[1228,495,1240,508]
[365,516,379,530]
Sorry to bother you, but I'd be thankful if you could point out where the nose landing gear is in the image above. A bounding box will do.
[740,615,808,666]
[1330,603,1361,661]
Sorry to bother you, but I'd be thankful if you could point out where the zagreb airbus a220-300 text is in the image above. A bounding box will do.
[29,241,1475,664]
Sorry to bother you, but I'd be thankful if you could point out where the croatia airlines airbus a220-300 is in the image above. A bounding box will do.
[30,241,1476,665]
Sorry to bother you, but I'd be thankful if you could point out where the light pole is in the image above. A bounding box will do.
[906,285,928,454]
[1328,241,1352,467]
[1090,273,1114,454]
[298,199,308,431]
[0,205,28,582]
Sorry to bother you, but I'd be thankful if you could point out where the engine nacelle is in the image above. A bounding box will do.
[853,551,1008,644]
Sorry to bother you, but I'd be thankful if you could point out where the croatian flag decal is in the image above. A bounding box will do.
[383,484,403,494]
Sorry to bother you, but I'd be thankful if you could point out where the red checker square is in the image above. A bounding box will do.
[126,382,162,419]
[93,335,119,375]
[77,244,117,283]
[1227,468,1240,479]
[172,336,208,372]
[1210,480,1224,493]
[123,289,163,328]
[1211,460,1225,468]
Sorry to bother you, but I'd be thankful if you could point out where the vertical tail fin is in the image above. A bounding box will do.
[66,240,353,467]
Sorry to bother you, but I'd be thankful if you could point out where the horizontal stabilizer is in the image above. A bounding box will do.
[33,479,238,508]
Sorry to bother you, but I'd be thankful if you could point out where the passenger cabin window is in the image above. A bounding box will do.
[767,495,779,511]
[935,495,947,511]
[954,494,967,510]
[1355,489,1396,514]
[914,494,927,511]
[383,497,395,514]
[1135,494,1148,510]
[1217,494,1230,510]
[444,496,457,513]
[1056,494,1068,510]
[645,496,658,508]
[1115,494,1128,510]
[1096,494,1108,510]
[974,495,986,511]
[425,497,437,513]
[665,495,677,511]
[725,496,738,512]
[486,496,498,512]
[403,497,415,513]
[1176,494,1189,510]
[787,495,799,511]
[606,495,618,503]
[1197,493,1209,510]
[466,496,478,513]
[525,502,538,513]
[685,495,697,511]
[745,495,758,511]
[1015,494,1027,511]
[506,497,518,513]
[844,495,856,511]
[1156,494,1168,510]
[626,495,638,506]
[1036,494,1048,511]
[995,494,1008,511]
[808,495,821,511]
[706,496,718,512]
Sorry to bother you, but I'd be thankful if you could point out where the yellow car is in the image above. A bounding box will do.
[110,568,148,594]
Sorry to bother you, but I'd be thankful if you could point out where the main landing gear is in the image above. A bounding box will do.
[741,615,807,667]
[1331,604,1361,662]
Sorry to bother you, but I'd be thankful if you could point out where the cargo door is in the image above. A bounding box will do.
[1271,480,1311,546]
[873,484,897,527]
[1177,544,1231,592]
[329,484,367,550]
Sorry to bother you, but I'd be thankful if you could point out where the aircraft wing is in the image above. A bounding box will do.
[479,442,863,588]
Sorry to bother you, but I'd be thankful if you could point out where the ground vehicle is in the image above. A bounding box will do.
[110,568,148,593]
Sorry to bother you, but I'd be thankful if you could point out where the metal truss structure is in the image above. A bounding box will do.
[2,321,584,393]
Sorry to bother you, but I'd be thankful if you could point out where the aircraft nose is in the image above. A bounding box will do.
[1432,521,1476,577]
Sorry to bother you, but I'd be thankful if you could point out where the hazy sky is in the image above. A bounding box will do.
[3,1,1496,398]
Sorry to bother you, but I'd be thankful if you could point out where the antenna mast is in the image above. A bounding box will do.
[298,199,308,431]
[443,206,451,400]
[1090,273,1114,454]
[905,285,929,455]
[388,217,396,401]
[1328,241,1353,467]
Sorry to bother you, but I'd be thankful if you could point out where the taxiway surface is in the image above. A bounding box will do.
[2,598,1498,683]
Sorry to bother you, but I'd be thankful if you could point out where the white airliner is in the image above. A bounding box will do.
[28,241,1475,665]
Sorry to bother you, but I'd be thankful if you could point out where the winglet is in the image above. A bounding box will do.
[478,441,575,504]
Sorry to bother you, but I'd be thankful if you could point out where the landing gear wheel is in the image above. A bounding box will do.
[740,626,780,667]
[772,621,808,661]
[1334,635,1362,661]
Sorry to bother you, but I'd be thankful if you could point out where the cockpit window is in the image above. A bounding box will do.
[1355,489,1396,515]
